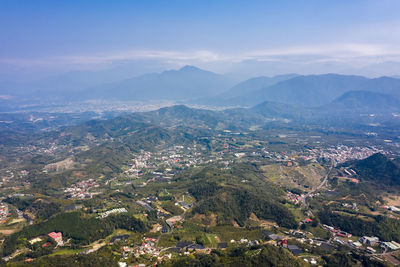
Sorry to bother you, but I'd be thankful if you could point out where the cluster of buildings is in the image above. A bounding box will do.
[166,215,183,228]
[48,232,63,246]
[302,145,383,164]
[27,231,63,248]
[63,179,100,199]
[119,238,212,267]
[357,236,400,252]
[0,170,14,187]
[133,238,163,258]
[335,168,360,184]
[123,147,201,186]
[322,224,352,238]
[341,202,359,211]
[0,202,9,223]
[381,241,400,251]
[176,201,193,211]
[324,228,400,254]
[118,238,211,266]
[381,205,400,212]
[285,191,302,205]
[124,151,152,178]
[98,207,128,218]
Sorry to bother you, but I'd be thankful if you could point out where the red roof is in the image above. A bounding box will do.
[48,232,62,239]
[305,218,313,222]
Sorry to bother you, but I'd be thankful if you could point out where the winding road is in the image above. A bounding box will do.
[302,160,335,207]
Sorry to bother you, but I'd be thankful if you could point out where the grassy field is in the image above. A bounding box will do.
[303,225,330,239]
[262,163,326,191]
[49,248,84,256]
[209,226,264,242]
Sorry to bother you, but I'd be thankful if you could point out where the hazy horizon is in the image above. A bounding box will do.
[1,0,400,83]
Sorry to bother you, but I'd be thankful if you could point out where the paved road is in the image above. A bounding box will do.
[302,160,335,207]
[313,161,334,192]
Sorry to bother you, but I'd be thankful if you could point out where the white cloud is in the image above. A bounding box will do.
[1,43,400,69]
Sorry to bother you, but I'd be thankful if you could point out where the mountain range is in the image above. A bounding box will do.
[222,74,400,107]
[77,65,235,101]
[217,74,299,99]
[323,90,400,113]
[1,65,400,114]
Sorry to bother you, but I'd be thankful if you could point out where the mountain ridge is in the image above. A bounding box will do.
[80,65,235,101]
[221,74,400,107]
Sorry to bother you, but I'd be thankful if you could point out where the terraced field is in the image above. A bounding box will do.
[262,163,326,191]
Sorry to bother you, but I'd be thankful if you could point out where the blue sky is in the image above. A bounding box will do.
[1,0,400,79]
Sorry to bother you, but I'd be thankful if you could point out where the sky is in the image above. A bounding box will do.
[1,0,400,80]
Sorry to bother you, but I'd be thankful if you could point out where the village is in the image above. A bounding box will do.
[63,179,101,199]
[0,126,400,265]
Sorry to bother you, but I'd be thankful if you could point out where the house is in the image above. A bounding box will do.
[166,215,183,228]
[183,203,193,210]
[28,237,42,245]
[64,204,83,211]
[249,240,260,246]
[42,242,51,248]
[48,232,63,245]
[278,239,288,248]
[110,235,130,244]
[381,241,400,251]
[337,231,351,238]
[333,237,345,245]
[360,236,379,246]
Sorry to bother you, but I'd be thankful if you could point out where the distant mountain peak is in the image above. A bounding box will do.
[84,65,234,101]
[179,65,202,72]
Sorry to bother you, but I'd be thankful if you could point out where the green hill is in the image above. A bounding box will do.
[351,153,400,186]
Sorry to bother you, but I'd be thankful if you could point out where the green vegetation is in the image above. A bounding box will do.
[2,212,147,256]
[2,105,400,265]
[350,153,400,186]
[191,188,296,228]
[323,252,389,267]
[162,201,183,216]
[7,252,118,267]
[186,167,297,228]
[4,197,61,220]
[162,245,307,267]
[319,207,400,242]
